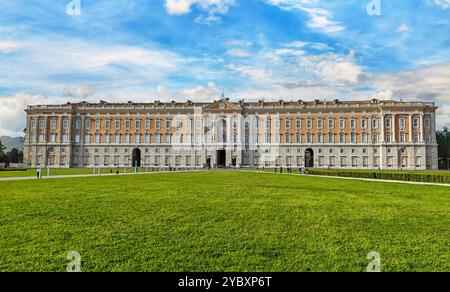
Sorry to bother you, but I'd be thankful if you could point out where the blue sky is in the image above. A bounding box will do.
[0,0,450,135]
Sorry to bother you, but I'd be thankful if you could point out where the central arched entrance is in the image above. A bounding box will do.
[132,148,141,167]
[305,148,314,168]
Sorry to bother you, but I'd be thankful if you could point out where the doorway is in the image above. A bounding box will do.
[305,148,314,168]
[217,150,226,167]
[132,148,141,167]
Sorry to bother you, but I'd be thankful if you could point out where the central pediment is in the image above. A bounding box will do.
[203,99,242,111]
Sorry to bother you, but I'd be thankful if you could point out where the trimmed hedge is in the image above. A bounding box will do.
[308,169,450,184]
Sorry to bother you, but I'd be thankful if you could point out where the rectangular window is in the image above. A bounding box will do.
[400,132,406,142]
[115,134,120,144]
[166,119,172,129]
[156,119,161,129]
[63,119,69,129]
[125,134,130,144]
[96,120,101,130]
[146,120,151,129]
[318,119,323,129]
[125,120,130,130]
[105,134,110,144]
[318,133,323,143]
[413,118,419,128]
[400,118,406,128]
[285,119,291,129]
[351,119,356,129]
[95,134,101,144]
[385,117,391,128]
[105,120,110,130]
[135,134,140,144]
[362,119,367,129]
[296,119,301,129]
[351,133,357,143]
[136,120,141,130]
[328,133,334,143]
[339,119,345,129]
[328,119,334,129]
[307,119,312,129]
[115,120,121,130]
[340,133,345,144]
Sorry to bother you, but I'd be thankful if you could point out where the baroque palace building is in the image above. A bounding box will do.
[23,98,439,170]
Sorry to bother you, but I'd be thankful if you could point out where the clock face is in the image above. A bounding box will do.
[219,103,225,110]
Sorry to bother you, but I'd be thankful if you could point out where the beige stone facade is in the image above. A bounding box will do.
[23,98,439,170]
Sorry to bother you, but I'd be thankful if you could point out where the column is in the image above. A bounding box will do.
[419,114,424,143]
[409,114,413,143]
[431,112,437,143]
[380,114,385,143]
[392,114,396,143]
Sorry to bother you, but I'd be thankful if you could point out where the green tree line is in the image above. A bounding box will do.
[0,140,23,164]
[437,127,450,169]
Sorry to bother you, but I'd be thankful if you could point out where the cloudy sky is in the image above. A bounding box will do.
[0,0,449,136]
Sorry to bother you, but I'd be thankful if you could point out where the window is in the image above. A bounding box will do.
[285,134,291,143]
[296,119,301,129]
[31,119,36,129]
[115,134,120,144]
[135,134,140,144]
[385,117,391,128]
[166,119,172,129]
[328,119,334,129]
[385,133,392,143]
[362,133,368,143]
[318,119,323,129]
[362,119,367,129]
[63,119,69,129]
[105,134,110,144]
[75,134,81,143]
[296,133,301,144]
[125,134,130,144]
[363,157,368,167]
[62,134,69,143]
[266,119,271,129]
[372,118,378,129]
[105,120,110,130]
[328,132,334,143]
[95,134,101,144]
[275,119,280,129]
[156,119,161,129]
[339,119,345,129]
[350,119,356,129]
[85,134,90,144]
[400,132,406,143]
[351,133,357,143]
[307,119,312,129]
[136,120,141,130]
[51,119,57,130]
[145,134,150,144]
[318,133,323,143]
[424,118,430,129]
[352,157,358,167]
[339,133,345,144]
[400,118,405,128]
[50,133,56,143]
[155,134,161,144]
[340,157,346,167]
[413,118,419,128]
[372,133,379,143]
[75,118,81,129]
[146,120,151,129]
[285,119,291,129]
[307,133,312,143]
[115,120,121,130]
[165,134,171,144]
[96,120,101,130]
[125,120,130,130]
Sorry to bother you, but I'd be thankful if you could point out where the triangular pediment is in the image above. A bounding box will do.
[203,99,241,111]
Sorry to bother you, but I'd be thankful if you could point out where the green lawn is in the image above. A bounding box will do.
[0,171,449,272]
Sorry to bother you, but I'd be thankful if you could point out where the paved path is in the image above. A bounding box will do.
[242,170,450,187]
[0,170,206,182]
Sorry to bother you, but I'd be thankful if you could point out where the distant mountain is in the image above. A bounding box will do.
[0,136,25,152]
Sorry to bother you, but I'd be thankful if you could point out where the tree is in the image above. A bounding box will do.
[0,140,6,163]
[437,127,450,169]
[6,148,22,164]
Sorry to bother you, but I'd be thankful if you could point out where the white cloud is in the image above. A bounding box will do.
[174,82,221,101]
[0,93,44,136]
[165,0,235,23]
[264,0,345,33]
[396,24,411,33]
[434,0,450,9]
[227,48,251,57]
[0,40,22,53]
[62,86,96,99]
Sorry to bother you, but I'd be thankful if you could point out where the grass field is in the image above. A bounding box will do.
[0,171,449,272]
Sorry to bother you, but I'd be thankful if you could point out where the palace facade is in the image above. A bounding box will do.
[23,98,439,170]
